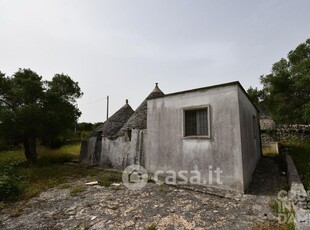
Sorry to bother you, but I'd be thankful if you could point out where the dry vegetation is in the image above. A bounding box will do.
[0,143,122,203]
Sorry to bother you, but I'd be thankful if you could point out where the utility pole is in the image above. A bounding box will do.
[106,96,109,121]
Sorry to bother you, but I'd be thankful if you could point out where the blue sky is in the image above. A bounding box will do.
[1,0,309,122]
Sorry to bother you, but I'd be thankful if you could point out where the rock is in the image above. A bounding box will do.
[111,183,120,186]
[85,181,99,186]
[124,220,134,227]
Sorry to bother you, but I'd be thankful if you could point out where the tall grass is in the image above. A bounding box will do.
[35,144,81,166]
[0,144,81,201]
[282,141,310,190]
[0,143,122,202]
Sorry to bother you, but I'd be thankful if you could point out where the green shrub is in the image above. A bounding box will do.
[69,185,85,196]
[0,175,20,201]
[146,223,157,230]
[98,172,122,187]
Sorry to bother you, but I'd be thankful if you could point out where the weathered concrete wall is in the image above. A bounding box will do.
[146,84,246,192]
[100,130,147,168]
[237,88,261,191]
[79,137,97,166]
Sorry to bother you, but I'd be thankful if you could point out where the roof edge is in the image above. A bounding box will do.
[147,81,259,113]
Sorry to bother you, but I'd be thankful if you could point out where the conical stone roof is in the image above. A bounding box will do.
[117,83,164,136]
[92,100,134,139]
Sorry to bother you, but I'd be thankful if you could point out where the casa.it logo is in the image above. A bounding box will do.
[122,164,148,190]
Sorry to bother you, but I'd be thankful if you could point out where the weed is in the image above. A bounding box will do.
[146,223,157,230]
[158,184,170,194]
[269,198,279,213]
[282,141,310,190]
[0,144,84,202]
[0,175,21,201]
[69,185,85,196]
[252,221,287,230]
[0,144,123,202]
[57,183,70,189]
[97,172,122,187]
[269,197,295,230]
[80,223,89,230]
[9,206,24,217]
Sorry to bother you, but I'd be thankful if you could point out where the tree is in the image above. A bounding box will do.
[0,69,83,162]
[248,38,310,124]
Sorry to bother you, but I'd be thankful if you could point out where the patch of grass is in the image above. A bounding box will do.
[35,144,81,166]
[0,143,124,202]
[269,198,295,230]
[80,223,90,230]
[282,141,310,190]
[146,223,157,230]
[69,185,85,196]
[57,183,70,189]
[0,175,21,201]
[0,144,82,201]
[269,198,279,213]
[97,171,122,187]
[158,184,170,194]
[9,206,24,217]
[0,201,5,210]
[252,221,288,230]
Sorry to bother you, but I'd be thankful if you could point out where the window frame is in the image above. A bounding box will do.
[182,105,211,139]
[124,129,132,141]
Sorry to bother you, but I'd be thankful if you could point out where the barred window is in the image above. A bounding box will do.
[184,107,210,137]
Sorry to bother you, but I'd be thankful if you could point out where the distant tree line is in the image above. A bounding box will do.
[76,122,103,139]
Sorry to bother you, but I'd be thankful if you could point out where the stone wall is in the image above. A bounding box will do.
[260,117,276,130]
[261,123,310,142]
[285,155,310,229]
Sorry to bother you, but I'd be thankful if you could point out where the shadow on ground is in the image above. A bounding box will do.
[247,156,288,196]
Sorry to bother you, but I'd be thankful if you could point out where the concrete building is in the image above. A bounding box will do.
[80,81,261,193]
[146,82,261,192]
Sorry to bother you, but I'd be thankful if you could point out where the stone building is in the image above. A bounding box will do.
[80,83,164,168]
[80,81,261,193]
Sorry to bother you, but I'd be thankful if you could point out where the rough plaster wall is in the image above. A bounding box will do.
[237,88,261,191]
[146,85,244,192]
[85,137,96,166]
[79,140,89,165]
[141,131,147,167]
[100,130,146,168]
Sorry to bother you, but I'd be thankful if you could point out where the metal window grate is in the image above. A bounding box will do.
[184,108,209,136]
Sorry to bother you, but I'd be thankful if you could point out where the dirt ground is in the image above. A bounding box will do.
[0,157,288,230]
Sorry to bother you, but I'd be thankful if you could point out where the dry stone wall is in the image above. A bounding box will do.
[260,118,310,142]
